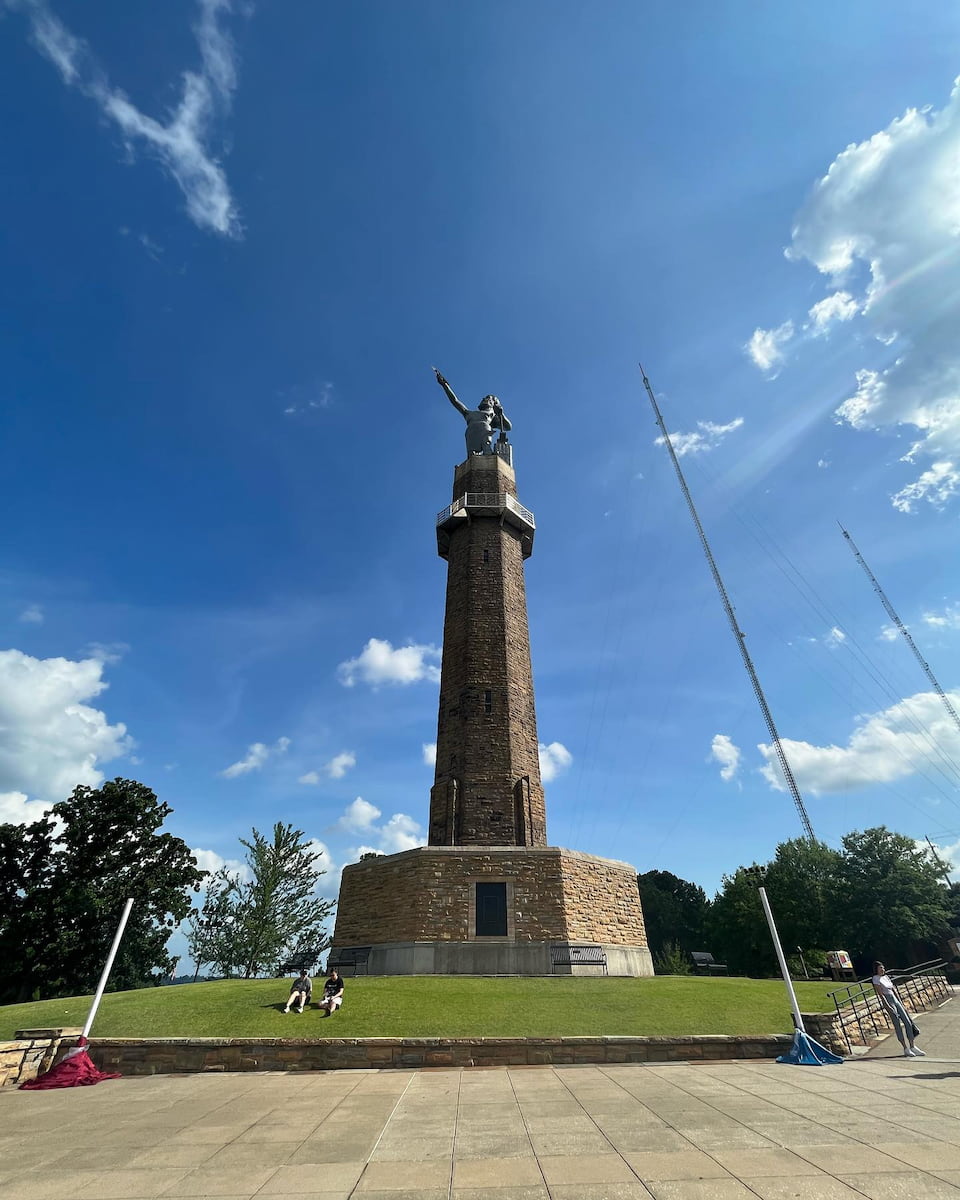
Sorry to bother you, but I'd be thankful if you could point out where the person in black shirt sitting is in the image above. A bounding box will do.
[318,968,344,1017]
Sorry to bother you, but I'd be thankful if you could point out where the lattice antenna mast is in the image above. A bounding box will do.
[839,523,960,736]
[639,364,817,841]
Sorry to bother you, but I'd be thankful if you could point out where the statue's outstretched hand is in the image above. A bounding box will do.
[433,367,448,386]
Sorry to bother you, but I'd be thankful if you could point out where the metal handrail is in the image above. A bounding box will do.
[436,492,535,528]
[826,959,950,1053]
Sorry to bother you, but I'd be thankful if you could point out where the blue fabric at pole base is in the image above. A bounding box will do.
[776,1030,844,1065]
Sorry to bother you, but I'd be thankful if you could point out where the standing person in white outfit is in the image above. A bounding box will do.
[872,961,925,1057]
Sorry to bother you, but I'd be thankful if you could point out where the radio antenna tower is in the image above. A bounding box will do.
[839,523,960,737]
[639,364,817,841]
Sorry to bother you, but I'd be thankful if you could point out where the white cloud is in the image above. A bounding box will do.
[0,790,53,825]
[758,687,960,795]
[807,290,859,334]
[18,604,44,624]
[376,813,424,854]
[891,462,960,514]
[655,417,744,458]
[191,847,248,881]
[0,649,131,806]
[220,735,290,779]
[774,75,960,509]
[823,626,846,648]
[298,750,356,784]
[334,797,426,859]
[817,459,831,469]
[422,742,437,766]
[337,638,441,688]
[709,734,741,783]
[538,741,573,783]
[281,380,335,416]
[14,0,242,236]
[83,641,130,664]
[745,321,794,374]
[325,751,356,779]
[928,838,960,882]
[334,796,381,834]
[879,624,899,643]
[923,603,960,630]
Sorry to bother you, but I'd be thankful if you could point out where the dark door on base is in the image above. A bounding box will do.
[475,882,508,936]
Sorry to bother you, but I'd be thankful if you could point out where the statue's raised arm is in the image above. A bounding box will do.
[434,368,469,418]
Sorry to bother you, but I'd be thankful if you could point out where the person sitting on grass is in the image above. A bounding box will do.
[283,970,312,1014]
[318,968,344,1017]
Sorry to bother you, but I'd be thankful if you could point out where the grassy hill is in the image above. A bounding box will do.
[0,976,838,1041]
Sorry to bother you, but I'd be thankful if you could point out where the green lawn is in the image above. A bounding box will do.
[0,976,838,1041]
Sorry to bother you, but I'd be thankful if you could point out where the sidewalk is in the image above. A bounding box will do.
[862,991,960,1062]
[5,1030,960,1200]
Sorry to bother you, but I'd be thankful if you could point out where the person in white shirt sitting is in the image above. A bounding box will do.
[872,961,925,1057]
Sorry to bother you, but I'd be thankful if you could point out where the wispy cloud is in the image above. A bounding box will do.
[655,417,744,458]
[11,0,243,236]
[422,742,437,766]
[748,75,960,511]
[299,751,356,784]
[220,735,290,779]
[18,604,44,624]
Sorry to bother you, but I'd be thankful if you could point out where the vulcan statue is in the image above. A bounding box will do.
[434,368,511,456]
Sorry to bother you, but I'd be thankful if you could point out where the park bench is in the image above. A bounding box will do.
[550,943,608,975]
[327,946,372,976]
[690,951,728,976]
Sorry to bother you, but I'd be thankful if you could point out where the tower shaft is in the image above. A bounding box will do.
[429,449,545,846]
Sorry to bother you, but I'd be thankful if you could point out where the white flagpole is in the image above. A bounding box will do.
[758,885,805,1033]
[81,898,134,1041]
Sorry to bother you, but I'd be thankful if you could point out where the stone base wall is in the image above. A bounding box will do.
[83,1034,793,1075]
[352,940,653,977]
[0,1027,81,1088]
[332,845,649,975]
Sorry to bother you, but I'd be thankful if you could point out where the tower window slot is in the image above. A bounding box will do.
[483,549,490,562]
[484,689,493,714]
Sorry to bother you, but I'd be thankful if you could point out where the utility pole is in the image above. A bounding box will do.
[640,365,816,841]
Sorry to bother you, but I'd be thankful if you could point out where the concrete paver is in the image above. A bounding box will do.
[4,1000,960,1199]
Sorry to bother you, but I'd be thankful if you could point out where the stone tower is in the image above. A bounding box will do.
[329,379,652,977]
[429,445,545,848]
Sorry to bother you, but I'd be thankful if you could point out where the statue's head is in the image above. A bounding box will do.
[480,395,499,409]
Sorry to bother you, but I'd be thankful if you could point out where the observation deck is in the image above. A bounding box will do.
[436,491,536,559]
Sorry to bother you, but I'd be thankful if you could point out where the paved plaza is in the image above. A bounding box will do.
[3,1003,960,1200]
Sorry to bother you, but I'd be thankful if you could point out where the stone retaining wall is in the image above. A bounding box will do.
[0,1027,80,1088]
[80,1033,793,1075]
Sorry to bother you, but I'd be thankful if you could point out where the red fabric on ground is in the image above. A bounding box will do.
[20,1038,121,1090]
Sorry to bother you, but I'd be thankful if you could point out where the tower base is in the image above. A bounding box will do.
[330,845,653,978]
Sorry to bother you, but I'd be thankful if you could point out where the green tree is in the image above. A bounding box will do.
[637,870,710,960]
[187,823,334,978]
[707,865,772,975]
[838,826,952,964]
[763,837,843,956]
[0,779,205,1003]
[186,867,245,978]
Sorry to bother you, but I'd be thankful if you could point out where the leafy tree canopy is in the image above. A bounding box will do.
[0,778,205,1003]
[187,822,334,978]
[637,870,710,960]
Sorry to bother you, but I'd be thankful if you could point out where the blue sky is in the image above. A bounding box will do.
[3,2,960,960]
